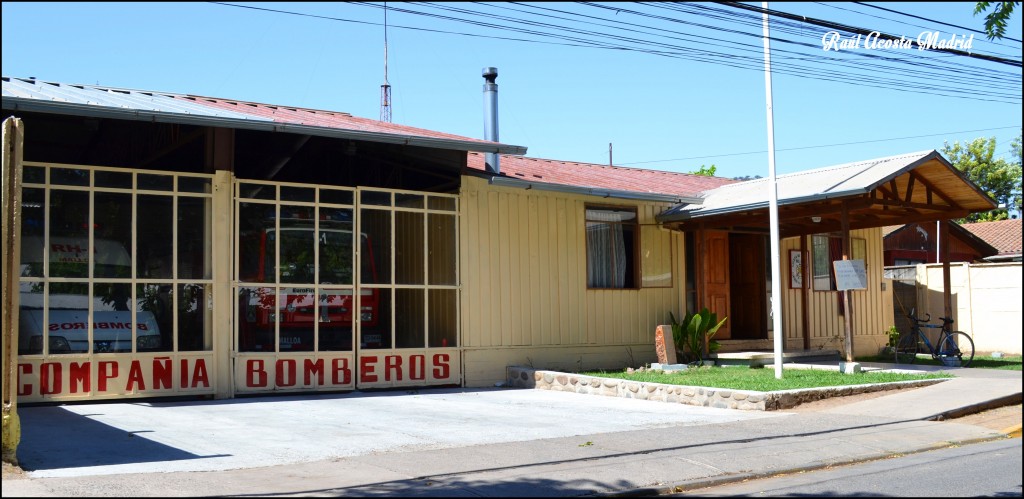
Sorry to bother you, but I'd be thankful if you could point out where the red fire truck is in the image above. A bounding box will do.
[237,209,381,352]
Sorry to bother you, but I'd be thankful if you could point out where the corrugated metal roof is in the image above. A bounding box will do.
[658,150,994,222]
[2,76,270,121]
[467,152,735,201]
[2,76,527,155]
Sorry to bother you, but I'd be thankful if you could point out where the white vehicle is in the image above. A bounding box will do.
[18,236,163,355]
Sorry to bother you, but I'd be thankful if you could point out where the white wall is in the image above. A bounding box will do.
[918,262,1022,355]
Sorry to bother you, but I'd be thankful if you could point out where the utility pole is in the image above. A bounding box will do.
[380,2,392,123]
[762,2,784,379]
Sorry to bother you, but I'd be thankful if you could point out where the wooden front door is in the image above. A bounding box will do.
[729,233,767,339]
[701,230,731,339]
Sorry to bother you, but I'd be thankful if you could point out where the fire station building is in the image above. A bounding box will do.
[1,74,996,403]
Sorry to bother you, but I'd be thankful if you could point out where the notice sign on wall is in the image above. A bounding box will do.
[833,259,867,291]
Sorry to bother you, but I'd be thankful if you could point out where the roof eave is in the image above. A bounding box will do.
[656,188,869,223]
[2,96,529,156]
[485,174,703,204]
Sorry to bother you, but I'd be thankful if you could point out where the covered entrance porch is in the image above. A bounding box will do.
[662,151,998,360]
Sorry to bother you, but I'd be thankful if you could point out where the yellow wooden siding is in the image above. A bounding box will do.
[779,228,888,355]
[459,177,681,351]
[463,345,652,388]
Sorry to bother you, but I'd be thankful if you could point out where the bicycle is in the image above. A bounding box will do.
[894,308,975,367]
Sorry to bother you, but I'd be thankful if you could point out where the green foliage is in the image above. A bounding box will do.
[670,308,727,366]
[887,325,900,348]
[974,2,1019,40]
[941,135,1023,221]
[690,164,717,176]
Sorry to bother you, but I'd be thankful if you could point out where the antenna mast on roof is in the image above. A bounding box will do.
[380,2,392,123]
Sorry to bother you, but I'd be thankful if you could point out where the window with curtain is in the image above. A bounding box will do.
[585,207,637,289]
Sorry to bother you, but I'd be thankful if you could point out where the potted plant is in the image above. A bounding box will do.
[670,308,728,366]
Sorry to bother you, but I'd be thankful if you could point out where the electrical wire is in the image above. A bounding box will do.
[208,1,1021,104]
[618,125,1023,166]
[854,1,1023,44]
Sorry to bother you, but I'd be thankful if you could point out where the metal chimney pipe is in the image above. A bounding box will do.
[482,67,500,174]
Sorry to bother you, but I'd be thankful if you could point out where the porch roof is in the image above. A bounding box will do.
[657,150,998,237]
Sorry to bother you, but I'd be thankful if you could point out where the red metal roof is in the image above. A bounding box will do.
[467,152,737,198]
[961,219,1022,256]
[178,93,736,199]
[176,94,496,144]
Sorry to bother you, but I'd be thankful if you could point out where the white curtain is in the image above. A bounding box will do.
[586,210,627,288]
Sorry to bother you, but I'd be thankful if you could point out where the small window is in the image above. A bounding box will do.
[586,207,638,289]
[812,234,866,291]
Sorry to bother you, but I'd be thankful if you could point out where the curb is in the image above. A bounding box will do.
[507,366,952,411]
[600,433,1014,497]
[926,392,1023,421]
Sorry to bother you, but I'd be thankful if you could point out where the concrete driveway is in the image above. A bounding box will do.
[16,387,783,478]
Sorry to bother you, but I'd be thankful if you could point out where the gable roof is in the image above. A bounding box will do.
[658,150,998,237]
[883,222,998,258]
[466,152,736,202]
[2,76,526,155]
[961,219,1022,258]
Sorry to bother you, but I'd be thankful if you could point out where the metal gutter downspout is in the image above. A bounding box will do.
[482,67,500,174]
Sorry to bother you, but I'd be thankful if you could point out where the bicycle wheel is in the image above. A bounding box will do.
[894,331,918,364]
[937,331,975,368]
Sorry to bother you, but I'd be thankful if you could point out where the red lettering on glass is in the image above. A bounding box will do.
[126,360,145,391]
[69,361,90,394]
[153,357,172,390]
[98,361,118,392]
[432,354,450,380]
[17,363,33,396]
[303,358,324,386]
[331,357,352,385]
[384,355,402,381]
[360,356,378,383]
[276,359,297,387]
[247,359,267,387]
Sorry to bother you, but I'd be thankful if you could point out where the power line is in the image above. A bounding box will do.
[209,2,1021,104]
[619,125,1023,166]
[715,1,1021,67]
[813,2,1022,56]
[410,2,1022,102]
[854,1,1023,44]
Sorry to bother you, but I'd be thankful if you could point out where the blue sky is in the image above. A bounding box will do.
[2,2,1021,180]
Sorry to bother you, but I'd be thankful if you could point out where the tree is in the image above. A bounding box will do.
[941,135,1023,222]
[732,174,764,181]
[690,164,717,176]
[974,2,1019,40]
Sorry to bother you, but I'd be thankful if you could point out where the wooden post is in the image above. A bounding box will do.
[939,220,952,320]
[800,234,810,351]
[2,117,25,464]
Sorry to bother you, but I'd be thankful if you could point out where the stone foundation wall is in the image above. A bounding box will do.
[505,366,946,411]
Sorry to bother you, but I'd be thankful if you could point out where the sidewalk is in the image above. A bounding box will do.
[2,363,1020,497]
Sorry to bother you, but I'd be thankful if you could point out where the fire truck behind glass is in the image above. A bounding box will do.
[237,208,381,352]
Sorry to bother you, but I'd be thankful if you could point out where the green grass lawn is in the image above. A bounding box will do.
[579,366,951,392]
[855,354,1022,371]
